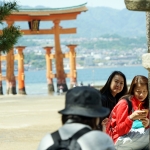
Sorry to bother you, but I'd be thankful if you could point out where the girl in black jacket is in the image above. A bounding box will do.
[99,71,128,131]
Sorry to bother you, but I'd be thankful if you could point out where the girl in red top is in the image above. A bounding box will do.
[106,75,149,150]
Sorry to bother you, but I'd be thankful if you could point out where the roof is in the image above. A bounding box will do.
[12,3,88,16]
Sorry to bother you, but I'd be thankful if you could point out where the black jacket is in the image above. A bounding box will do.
[98,91,117,130]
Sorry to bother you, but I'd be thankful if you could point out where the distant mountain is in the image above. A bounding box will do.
[2,4,147,37]
[74,7,146,37]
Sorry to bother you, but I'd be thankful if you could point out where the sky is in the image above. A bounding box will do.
[10,0,126,10]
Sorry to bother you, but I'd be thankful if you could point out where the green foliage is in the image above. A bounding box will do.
[79,35,146,50]
[0,1,19,23]
[0,1,22,53]
[0,25,22,53]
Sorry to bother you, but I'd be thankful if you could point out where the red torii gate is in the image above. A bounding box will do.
[0,3,88,94]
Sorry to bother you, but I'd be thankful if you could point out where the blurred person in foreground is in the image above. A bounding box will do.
[37,86,115,150]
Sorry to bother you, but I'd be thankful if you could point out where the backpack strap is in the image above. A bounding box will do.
[69,127,91,149]
[124,97,132,114]
[48,130,61,150]
[49,127,91,150]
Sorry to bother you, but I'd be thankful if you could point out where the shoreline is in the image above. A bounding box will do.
[83,64,143,69]
[24,64,143,71]
[1,65,147,96]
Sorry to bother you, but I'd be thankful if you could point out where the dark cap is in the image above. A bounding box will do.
[58,86,109,117]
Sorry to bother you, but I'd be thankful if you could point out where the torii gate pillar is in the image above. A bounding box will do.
[6,48,17,95]
[67,44,77,88]
[53,20,68,92]
[6,21,17,95]
[44,46,55,93]
[16,46,26,95]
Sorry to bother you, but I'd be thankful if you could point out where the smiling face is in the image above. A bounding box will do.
[134,84,148,102]
[110,74,124,97]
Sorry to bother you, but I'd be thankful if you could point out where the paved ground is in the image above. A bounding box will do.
[0,95,65,150]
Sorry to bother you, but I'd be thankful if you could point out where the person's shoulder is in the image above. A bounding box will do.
[117,98,130,106]
[113,98,130,114]
[87,130,113,138]
[100,92,108,100]
[37,133,54,150]
[100,92,112,106]
[80,130,114,143]
[78,131,115,150]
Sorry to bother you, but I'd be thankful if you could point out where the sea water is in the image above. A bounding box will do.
[1,65,148,95]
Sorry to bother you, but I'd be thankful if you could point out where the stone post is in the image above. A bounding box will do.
[124,0,150,142]
[0,54,3,95]
[143,12,150,117]
[43,46,54,93]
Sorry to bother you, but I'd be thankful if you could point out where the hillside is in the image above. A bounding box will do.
[76,7,146,37]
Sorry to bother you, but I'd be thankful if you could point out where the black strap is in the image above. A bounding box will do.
[69,127,91,149]
[49,127,91,150]
[51,130,61,146]
[48,131,61,150]
[124,97,132,114]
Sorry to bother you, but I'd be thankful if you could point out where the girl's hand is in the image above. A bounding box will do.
[141,118,149,128]
[102,118,109,126]
[101,118,109,132]
[129,110,147,121]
